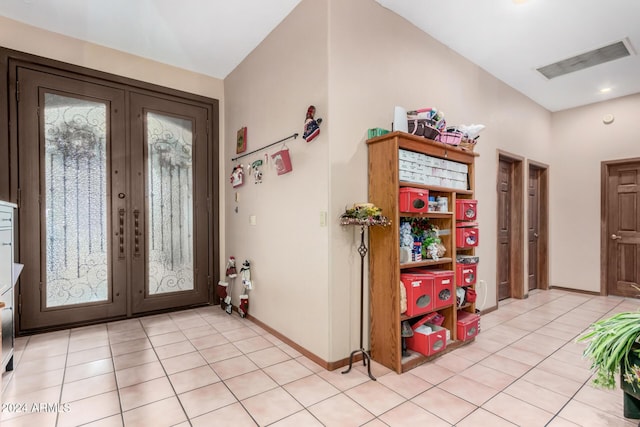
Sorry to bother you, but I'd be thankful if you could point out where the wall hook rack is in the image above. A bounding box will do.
[231,132,299,162]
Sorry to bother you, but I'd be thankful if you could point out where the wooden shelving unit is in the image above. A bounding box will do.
[367,131,479,374]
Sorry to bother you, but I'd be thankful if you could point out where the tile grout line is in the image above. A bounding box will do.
[402,292,619,425]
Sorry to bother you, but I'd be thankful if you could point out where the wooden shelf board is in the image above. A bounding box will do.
[400,212,452,219]
[399,181,473,195]
[401,339,475,372]
[400,258,453,269]
[400,304,455,322]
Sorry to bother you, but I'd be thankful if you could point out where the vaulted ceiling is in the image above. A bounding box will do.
[1,0,638,112]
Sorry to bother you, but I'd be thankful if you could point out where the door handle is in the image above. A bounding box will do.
[611,234,622,240]
[118,209,125,259]
[533,233,539,238]
[133,209,141,258]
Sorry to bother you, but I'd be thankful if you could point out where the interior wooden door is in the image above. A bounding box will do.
[605,161,640,298]
[528,162,549,292]
[528,166,540,291]
[17,67,128,331]
[497,158,513,300]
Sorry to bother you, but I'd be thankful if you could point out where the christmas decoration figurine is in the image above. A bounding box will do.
[303,105,322,142]
[238,260,252,318]
[230,164,244,187]
[251,159,263,184]
[223,256,238,315]
[226,257,238,278]
[240,260,252,291]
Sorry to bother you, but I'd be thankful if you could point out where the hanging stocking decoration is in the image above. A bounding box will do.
[217,281,228,311]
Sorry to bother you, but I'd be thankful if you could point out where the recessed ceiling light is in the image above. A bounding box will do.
[600,87,612,93]
[513,0,529,4]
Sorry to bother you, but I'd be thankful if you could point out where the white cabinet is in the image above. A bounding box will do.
[0,200,17,373]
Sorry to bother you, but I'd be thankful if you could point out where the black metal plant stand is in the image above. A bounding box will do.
[342,225,376,381]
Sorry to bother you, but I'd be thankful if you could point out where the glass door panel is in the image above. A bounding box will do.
[130,93,210,314]
[17,67,127,331]
[146,112,194,295]
[44,94,109,307]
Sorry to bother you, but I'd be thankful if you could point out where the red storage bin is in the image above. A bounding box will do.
[456,199,477,221]
[400,273,434,316]
[456,263,477,286]
[457,311,480,341]
[456,223,479,248]
[399,187,429,213]
[406,316,448,356]
[429,270,455,309]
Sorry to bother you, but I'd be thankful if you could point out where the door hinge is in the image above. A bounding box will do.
[206,120,210,135]
[18,293,22,316]
[15,80,20,102]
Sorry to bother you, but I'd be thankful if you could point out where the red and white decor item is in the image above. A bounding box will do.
[400,273,434,317]
[399,187,429,213]
[456,199,477,221]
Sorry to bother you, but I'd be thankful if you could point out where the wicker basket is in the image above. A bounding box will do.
[459,138,477,151]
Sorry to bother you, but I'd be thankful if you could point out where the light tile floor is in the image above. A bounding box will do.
[2,289,640,426]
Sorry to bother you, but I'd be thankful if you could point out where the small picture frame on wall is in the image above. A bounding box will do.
[236,127,247,154]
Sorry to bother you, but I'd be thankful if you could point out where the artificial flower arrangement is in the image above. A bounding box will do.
[400,218,446,261]
[406,217,444,260]
[340,203,390,227]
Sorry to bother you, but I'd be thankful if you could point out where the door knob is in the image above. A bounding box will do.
[533,233,539,238]
[611,234,622,240]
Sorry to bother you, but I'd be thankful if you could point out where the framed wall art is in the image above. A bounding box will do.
[236,127,247,154]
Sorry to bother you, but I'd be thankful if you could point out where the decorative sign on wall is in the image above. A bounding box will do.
[236,127,247,154]
[230,164,244,187]
[272,148,293,175]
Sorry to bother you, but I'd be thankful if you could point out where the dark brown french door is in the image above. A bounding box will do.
[16,67,211,332]
[129,93,210,314]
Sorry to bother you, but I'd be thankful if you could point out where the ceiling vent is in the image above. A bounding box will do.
[536,40,632,79]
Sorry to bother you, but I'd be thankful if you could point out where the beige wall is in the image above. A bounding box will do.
[0,16,224,100]
[550,93,640,292]
[225,0,554,363]
[223,0,331,359]
[328,0,552,358]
